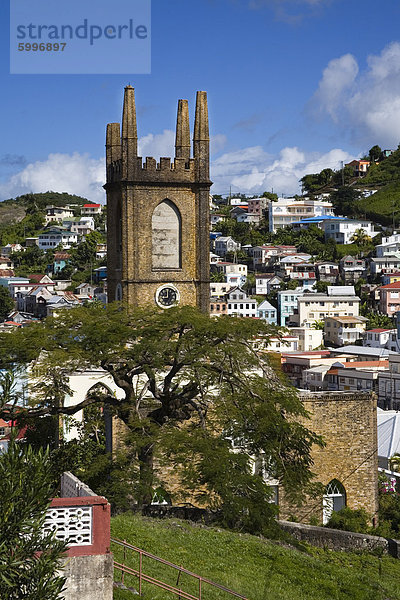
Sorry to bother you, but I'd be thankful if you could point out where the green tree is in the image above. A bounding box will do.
[13,245,50,276]
[0,442,66,599]
[363,312,394,330]
[330,187,362,218]
[315,280,330,293]
[210,269,225,283]
[369,145,382,163]
[70,230,103,270]
[318,168,334,187]
[300,173,320,194]
[327,506,370,534]
[262,191,278,201]
[0,305,323,528]
[0,286,14,321]
[243,272,255,293]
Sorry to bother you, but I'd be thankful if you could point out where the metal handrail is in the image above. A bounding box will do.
[111,536,249,599]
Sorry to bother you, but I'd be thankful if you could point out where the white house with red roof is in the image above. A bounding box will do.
[81,203,102,216]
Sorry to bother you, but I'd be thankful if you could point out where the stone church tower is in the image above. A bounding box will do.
[105,86,211,311]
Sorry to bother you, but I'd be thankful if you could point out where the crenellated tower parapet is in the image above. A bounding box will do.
[105,86,211,311]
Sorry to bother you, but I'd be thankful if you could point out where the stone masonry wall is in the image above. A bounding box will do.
[279,391,378,524]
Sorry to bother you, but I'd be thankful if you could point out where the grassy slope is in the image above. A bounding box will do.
[111,514,400,600]
[358,181,400,226]
[0,200,26,227]
[351,150,400,225]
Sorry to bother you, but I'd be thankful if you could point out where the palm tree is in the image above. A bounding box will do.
[210,269,225,283]
[350,228,372,247]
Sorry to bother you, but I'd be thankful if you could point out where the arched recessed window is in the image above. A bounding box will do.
[323,479,346,524]
[152,200,181,270]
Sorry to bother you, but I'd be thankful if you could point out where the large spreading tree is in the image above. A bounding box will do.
[0,304,323,531]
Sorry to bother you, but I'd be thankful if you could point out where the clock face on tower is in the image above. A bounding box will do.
[155,285,180,308]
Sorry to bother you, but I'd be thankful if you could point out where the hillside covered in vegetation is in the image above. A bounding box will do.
[0,191,89,246]
[301,146,400,226]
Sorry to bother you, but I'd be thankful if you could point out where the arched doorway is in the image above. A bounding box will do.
[323,479,346,524]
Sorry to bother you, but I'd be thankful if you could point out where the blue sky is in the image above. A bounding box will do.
[1,0,400,202]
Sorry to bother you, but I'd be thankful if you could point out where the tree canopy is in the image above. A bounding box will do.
[0,304,323,528]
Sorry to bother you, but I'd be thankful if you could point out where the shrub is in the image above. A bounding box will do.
[326,507,371,533]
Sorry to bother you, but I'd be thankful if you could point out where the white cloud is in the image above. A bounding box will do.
[211,146,355,195]
[0,153,105,203]
[312,42,400,147]
[0,141,354,203]
[0,129,228,203]
[138,129,175,158]
[312,54,358,121]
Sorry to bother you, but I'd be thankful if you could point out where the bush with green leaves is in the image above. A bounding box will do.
[326,506,371,534]
[0,442,66,599]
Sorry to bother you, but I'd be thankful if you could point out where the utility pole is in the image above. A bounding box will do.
[341,161,344,186]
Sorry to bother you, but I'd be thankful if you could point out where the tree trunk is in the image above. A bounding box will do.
[138,442,154,506]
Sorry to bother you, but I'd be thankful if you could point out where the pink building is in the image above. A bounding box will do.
[247,197,268,217]
[379,281,400,316]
